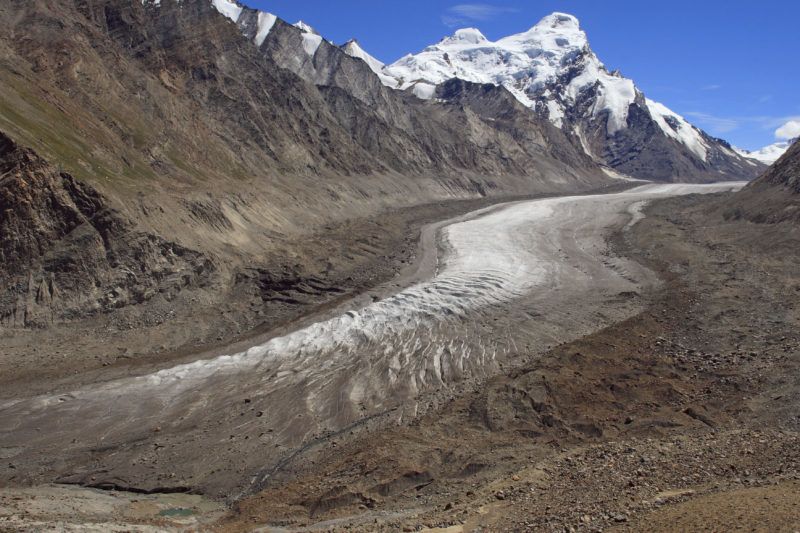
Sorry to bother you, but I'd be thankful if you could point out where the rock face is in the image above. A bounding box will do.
[727,139,800,223]
[0,0,606,325]
[0,133,212,327]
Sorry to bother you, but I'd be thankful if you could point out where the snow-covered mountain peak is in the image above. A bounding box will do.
[379,11,732,161]
[499,12,586,51]
[441,28,489,46]
[535,12,581,30]
[382,11,594,90]
[382,12,615,121]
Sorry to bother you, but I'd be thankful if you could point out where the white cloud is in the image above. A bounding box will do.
[775,120,800,140]
[442,3,518,27]
[682,112,800,140]
[684,112,739,133]
[701,84,722,91]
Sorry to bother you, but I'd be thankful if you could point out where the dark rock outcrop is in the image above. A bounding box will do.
[0,132,211,326]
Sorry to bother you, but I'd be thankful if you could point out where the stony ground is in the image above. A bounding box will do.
[215,192,800,532]
[2,191,799,531]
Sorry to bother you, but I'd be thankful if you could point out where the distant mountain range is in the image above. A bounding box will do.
[735,139,797,164]
[220,0,764,182]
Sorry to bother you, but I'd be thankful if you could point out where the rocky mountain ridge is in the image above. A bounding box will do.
[246,7,761,183]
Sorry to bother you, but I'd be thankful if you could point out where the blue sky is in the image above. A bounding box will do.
[244,0,799,150]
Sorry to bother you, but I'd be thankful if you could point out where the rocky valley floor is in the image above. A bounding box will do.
[205,192,800,532]
[2,190,799,532]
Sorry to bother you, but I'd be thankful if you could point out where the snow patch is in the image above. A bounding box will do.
[210,0,242,23]
[412,82,437,100]
[646,98,709,161]
[291,21,323,57]
[342,40,402,88]
[342,40,384,72]
[254,11,277,46]
[602,167,644,182]
[546,99,565,128]
[592,75,636,134]
[293,20,318,34]
[575,127,594,158]
[300,32,323,56]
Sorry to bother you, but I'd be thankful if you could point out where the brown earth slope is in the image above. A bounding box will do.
[725,138,800,223]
